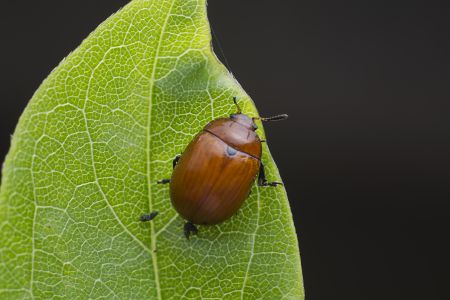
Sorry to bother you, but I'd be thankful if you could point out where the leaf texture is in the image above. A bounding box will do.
[0,0,304,299]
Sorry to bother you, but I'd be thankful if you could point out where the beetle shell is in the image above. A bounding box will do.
[170,118,262,225]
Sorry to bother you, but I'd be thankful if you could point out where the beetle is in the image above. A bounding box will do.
[141,97,287,239]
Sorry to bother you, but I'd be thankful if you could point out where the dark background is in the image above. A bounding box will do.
[1,1,449,299]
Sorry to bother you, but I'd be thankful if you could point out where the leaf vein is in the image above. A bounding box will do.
[240,185,260,299]
[146,0,178,299]
[81,45,152,255]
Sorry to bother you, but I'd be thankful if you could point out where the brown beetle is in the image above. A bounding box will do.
[141,97,287,238]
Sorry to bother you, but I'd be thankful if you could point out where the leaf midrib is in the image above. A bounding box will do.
[146,0,177,299]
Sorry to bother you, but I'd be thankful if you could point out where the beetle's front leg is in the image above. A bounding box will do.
[258,161,283,187]
[157,154,181,184]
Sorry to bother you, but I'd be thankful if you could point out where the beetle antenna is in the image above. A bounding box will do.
[233,97,242,114]
[253,114,288,122]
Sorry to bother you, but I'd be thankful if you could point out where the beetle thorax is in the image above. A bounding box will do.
[203,117,262,159]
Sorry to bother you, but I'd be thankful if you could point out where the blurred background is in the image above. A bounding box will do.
[1,1,449,299]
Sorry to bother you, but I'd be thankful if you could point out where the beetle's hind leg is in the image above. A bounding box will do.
[140,211,159,222]
[184,221,198,239]
[258,161,283,187]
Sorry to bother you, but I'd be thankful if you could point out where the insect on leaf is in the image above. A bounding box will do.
[0,0,304,299]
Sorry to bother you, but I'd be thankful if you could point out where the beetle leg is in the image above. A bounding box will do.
[184,221,198,239]
[172,154,181,169]
[140,211,159,222]
[157,155,180,184]
[258,161,283,187]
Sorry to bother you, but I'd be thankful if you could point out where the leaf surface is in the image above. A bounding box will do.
[0,0,304,299]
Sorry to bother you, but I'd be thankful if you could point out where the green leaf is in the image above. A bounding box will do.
[0,0,304,299]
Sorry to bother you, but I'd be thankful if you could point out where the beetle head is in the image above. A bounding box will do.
[230,97,258,130]
[230,113,258,131]
[230,96,288,130]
